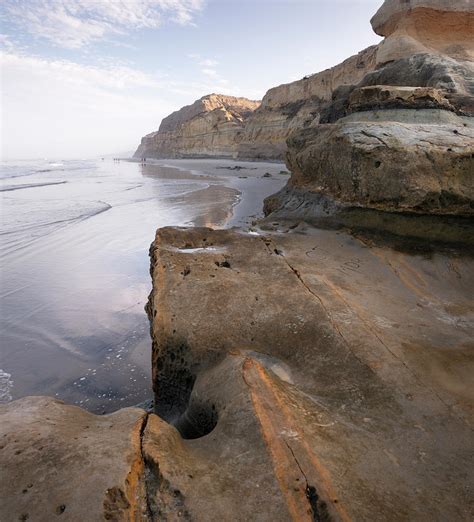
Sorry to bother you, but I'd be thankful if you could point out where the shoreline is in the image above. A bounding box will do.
[0,158,287,414]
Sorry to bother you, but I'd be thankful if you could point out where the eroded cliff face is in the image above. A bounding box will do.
[134,48,378,161]
[2,2,474,521]
[134,2,474,164]
[266,0,474,224]
[134,94,260,159]
[236,46,378,159]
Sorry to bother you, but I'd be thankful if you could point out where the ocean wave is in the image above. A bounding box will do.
[0,200,112,258]
[0,369,13,403]
[0,181,67,192]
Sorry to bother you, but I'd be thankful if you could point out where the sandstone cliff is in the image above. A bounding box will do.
[134,2,474,163]
[134,94,260,159]
[134,48,378,161]
[266,0,474,223]
[236,46,378,159]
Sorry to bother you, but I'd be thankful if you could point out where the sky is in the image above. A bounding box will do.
[0,0,382,160]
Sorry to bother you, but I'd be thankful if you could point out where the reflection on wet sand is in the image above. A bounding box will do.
[0,158,287,413]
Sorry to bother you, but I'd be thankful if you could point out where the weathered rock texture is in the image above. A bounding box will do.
[134,94,260,159]
[3,2,474,521]
[371,0,474,64]
[0,397,148,521]
[6,225,472,521]
[265,0,474,224]
[144,225,474,521]
[285,118,474,215]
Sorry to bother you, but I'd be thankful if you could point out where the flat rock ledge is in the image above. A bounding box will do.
[1,223,473,521]
[144,225,473,521]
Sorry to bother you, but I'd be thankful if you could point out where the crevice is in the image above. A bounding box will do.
[138,412,191,520]
[262,234,469,429]
[284,440,333,522]
[260,236,370,370]
[360,130,389,147]
[139,413,155,521]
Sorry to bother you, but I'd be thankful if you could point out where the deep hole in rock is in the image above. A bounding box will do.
[215,260,231,268]
[152,338,218,440]
[174,402,218,440]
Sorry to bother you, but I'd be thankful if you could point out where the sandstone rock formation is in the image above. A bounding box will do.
[134,2,474,163]
[134,49,378,161]
[0,397,148,521]
[134,94,260,159]
[266,0,474,226]
[371,0,474,64]
[236,46,378,159]
[143,225,474,520]
[4,224,472,521]
[2,2,474,521]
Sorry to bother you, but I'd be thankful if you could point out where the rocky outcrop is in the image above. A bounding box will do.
[284,116,474,215]
[134,94,260,159]
[2,2,474,521]
[142,225,474,520]
[5,208,472,520]
[0,397,148,521]
[371,0,474,64]
[266,0,474,227]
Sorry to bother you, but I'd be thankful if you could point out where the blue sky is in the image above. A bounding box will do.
[0,0,382,159]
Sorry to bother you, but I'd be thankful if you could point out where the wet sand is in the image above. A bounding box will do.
[0,158,286,412]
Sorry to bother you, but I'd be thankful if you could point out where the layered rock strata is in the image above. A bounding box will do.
[134,48,378,160]
[134,94,260,159]
[236,46,378,159]
[2,2,474,521]
[135,1,474,163]
[266,0,474,229]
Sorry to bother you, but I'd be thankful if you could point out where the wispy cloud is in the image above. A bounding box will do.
[198,58,218,67]
[1,0,205,49]
[187,52,227,85]
[0,45,249,159]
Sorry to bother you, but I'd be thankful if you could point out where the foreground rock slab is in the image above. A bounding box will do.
[147,225,474,521]
[0,397,148,521]
[2,223,473,521]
